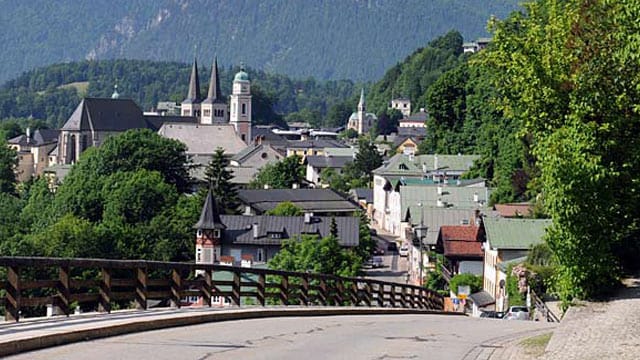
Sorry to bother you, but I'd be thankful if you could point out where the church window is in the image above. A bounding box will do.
[241,103,246,115]
[214,229,221,238]
[261,152,268,159]
[196,248,202,262]
[241,134,246,141]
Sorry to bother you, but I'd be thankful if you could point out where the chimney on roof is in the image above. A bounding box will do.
[252,222,259,239]
[304,212,313,224]
[26,127,31,144]
[292,183,299,189]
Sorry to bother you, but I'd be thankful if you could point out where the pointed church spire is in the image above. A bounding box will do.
[111,83,120,99]
[194,188,226,230]
[185,57,202,103]
[358,88,366,111]
[206,57,223,102]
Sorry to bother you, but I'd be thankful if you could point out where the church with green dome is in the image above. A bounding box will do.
[180,57,252,144]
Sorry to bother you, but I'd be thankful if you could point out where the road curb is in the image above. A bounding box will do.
[0,307,464,357]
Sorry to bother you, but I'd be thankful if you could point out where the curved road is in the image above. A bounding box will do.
[7,314,554,360]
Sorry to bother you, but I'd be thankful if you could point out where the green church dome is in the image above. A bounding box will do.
[234,70,249,81]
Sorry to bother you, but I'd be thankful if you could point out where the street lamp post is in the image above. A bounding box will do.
[414,203,427,286]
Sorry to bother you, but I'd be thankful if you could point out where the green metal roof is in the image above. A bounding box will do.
[373,154,480,176]
[483,217,551,250]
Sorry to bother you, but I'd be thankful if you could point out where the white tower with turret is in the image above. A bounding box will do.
[229,64,252,144]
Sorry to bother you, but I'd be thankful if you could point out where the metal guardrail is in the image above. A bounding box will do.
[0,256,444,322]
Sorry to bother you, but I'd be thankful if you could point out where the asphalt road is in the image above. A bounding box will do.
[7,314,555,360]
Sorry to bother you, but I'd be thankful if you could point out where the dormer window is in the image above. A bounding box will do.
[214,229,221,238]
[197,229,203,237]
[268,232,282,239]
[399,163,409,170]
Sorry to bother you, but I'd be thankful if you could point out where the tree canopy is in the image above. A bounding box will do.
[484,0,640,301]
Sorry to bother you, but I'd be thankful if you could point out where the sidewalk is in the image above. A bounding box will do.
[485,276,640,360]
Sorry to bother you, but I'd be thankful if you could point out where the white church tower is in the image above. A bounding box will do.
[229,64,252,144]
[200,57,227,124]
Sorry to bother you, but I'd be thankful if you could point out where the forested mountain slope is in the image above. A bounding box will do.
[0,0,520,84]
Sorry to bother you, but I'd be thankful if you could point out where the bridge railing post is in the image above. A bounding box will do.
[300,273,309,306]
[135,267,148,310]
[232,270,241,307]
[202,269,212,307]
[99,267,112,313]
[170,268,182,308]
[319,277,328,305]
[5,266,20,322]
[280,275,289,305]
[57,265,71,317]
[376,283,384,307]
[257,273,266,306]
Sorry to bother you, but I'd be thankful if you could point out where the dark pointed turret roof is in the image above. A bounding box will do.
[203,57,224,104]
[194,188,226,230]
[183,58,202,104]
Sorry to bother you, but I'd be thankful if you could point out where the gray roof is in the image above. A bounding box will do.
[286,139,347,150]
[396,126,427,138]
[158,123,247,155]
[144,115,198,131]
[400,185,490,216]
[194,189,226,230]
[219,215,359,247]
[305,155,353,169]
[237,189,360,214]
[408,208,478,245]
[61,98,148,131]
[404,109,428,122]
[8,129,59,147]
[231,143,284,164]
[373,153,480,176]
[352,188,373,204]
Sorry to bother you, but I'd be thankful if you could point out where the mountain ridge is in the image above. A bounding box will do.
[1,0,520,84]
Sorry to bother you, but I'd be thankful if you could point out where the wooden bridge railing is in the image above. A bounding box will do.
[0,257,444,322]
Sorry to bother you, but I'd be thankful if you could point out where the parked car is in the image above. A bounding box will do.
[371,256,384,268]
[503,306,530,320]
[372,247,385,256]
[387,242,398,252]
[480,310,505,319]
[399,244,410,257]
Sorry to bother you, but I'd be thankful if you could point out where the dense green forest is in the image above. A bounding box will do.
[0,0,521,84]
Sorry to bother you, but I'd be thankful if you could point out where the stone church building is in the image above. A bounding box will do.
[55,57,252,166]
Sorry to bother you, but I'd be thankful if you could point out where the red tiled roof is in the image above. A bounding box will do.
[443,240,483,258]
[441,225,483,258]
[494,203,533,218]
[440,225,479,242]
